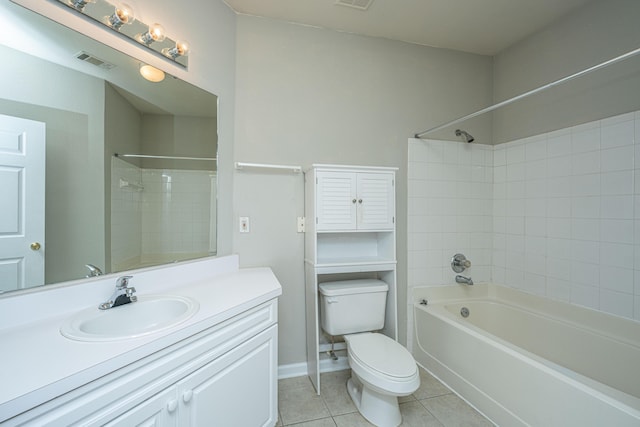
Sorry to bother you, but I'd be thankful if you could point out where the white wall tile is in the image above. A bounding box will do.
[601,119,634,149]
[572,151,600,175]
[571,174,600,197]
[571,197,600,219]
[571,127,600,153]
[601,195,633,219]
[600,170,633,196]
[600,219,633,244]
[571,283,599,309]
[525,139,547,161]
[599,289,634,318]
[547,156,571,177]
[599,266,633,294]
[601,146,634,172]
[546,131,572,158]
[506,144,526,164]
[408,114,640,321]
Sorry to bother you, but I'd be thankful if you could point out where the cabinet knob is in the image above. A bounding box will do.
[167,399,178,413]
[352,199,357,204]
[30,242,41,251]
[358,199,363,204]
[183,390,193,403]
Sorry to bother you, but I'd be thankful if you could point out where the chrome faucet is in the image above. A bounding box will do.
[99,275,137,310]
[455,275,474,286]
[85,264,103,277]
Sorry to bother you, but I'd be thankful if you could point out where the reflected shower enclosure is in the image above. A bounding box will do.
[111,156,216,271]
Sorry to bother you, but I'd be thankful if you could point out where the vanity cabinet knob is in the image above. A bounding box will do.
[358,199,363,204]
[30,242,41,251]
[352,199,357,204]
[167,399,178,412]
[183,390,193,403]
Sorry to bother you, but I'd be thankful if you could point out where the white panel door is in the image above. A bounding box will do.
[0,114,45,292]
[316,171,357,231]
[356,172,395,230]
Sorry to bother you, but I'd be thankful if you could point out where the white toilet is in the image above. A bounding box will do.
[319,279,420,427]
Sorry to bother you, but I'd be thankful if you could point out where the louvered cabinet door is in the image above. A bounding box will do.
[356,172,395,230]
[316,171,357,231]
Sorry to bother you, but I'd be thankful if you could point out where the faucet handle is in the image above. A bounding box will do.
[451,254,471,273]
[116,275,133,289]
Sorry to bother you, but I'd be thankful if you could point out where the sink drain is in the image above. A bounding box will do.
[460,307,469,318]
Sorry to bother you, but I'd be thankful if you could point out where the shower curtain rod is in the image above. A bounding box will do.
[114,153,217,161]
[414,46,640,139]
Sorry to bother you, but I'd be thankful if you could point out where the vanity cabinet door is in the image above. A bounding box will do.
[103,388,177,427]
[177,325,278,427]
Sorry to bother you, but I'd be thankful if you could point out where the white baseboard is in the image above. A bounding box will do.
[278,362,308,379]
[278,357,350,380]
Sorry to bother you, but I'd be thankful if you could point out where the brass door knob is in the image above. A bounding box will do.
[30,242,41,251]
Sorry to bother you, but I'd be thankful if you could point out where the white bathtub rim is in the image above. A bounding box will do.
[412,283,640,349]
[413,303,640,419]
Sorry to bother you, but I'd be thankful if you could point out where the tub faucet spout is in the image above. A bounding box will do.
[455,275,473,286]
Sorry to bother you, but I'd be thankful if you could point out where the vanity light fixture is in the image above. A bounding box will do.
[136,23,166,45]
[139,63,165,82]
[162,39,190,60]
[106,2,135,30]
[67,0,95,11]
[55,0,189,68]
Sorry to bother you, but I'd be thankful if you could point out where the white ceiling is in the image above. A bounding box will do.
[224,0,593,56]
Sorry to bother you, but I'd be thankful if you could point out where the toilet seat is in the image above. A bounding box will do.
[345,333,419,396]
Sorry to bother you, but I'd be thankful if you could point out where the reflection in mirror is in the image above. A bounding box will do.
[0,7,218,294]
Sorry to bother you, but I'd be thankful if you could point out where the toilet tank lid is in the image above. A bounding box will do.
[319,279,388,296]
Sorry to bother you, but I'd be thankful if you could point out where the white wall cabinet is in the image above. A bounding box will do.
[305,165,398,394]
[8,300,278,427]
[316,170,395,231]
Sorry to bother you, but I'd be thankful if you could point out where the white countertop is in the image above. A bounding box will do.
[0,255,282,422]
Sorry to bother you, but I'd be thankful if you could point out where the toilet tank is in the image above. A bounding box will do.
[319,279,388,336]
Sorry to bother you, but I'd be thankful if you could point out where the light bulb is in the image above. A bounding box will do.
[107,2,135,30]
[138,23,166,45]
[163,40,190,60]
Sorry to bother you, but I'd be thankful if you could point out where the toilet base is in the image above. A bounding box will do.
[347,374,402,427]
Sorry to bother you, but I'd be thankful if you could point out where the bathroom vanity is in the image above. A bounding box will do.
[0,255,281,426]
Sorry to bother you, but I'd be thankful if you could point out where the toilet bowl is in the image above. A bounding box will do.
[344,332,420,427]
[318,280,420,426]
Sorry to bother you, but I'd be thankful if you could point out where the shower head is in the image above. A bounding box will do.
[455,129,475,143]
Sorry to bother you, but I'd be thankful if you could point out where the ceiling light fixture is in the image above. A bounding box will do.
[139,64,165,82]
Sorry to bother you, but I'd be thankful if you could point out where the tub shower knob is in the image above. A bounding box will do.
[451,253,471,273]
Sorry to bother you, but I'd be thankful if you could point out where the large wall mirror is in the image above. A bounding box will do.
[0,2,218,294]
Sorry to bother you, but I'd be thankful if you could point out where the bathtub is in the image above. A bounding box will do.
[412,284,640,426]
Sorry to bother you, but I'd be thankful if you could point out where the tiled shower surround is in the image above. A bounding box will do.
[111,157,215,271]
[408,111,640,322]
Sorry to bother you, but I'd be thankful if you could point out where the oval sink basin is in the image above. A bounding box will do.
[60,295,199,342]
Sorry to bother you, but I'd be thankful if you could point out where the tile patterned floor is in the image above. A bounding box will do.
[276,367,494,426]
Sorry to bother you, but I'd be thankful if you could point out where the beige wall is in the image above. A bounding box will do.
[492,0,640,143]
[233,15,493,365]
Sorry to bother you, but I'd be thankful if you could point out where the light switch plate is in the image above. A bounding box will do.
[239,216,250,233]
